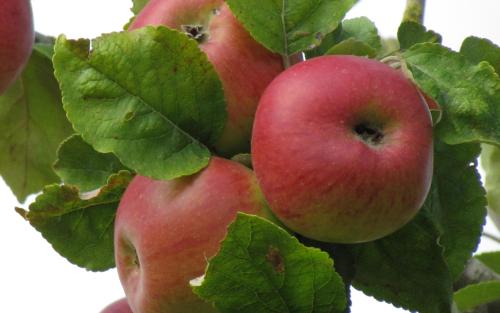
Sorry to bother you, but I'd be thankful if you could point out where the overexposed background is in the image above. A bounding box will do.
[1,0,499,312]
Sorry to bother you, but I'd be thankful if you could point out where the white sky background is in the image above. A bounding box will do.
[1,0,499,312]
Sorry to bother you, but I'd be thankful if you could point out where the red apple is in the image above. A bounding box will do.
[100,298,133,313]
[130,0,283,156]
[0,0,34,93]
[115,157,271,313]
[252,55,434,243]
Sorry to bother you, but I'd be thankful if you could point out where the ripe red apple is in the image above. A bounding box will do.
[100,298,133,313]
[0,0,34,93]
[130,0,283,156]
[115,157,271,313]
[252,55,434,243]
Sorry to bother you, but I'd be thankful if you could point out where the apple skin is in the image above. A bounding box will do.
[115,157,272,313]
[100,298,133,313]
[0,0,34,93]
[252,55,434,243]
[130,0,283,157]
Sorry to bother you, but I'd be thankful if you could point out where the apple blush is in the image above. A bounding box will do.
[114,157,272,313]
[0,0,34,93]
[252,55,434,243]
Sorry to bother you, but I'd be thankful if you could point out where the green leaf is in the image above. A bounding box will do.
[306,16,381,58]
[194,213,347,313]
[430,141,487,279]
[325,38,377,57]
[481,144,500,223]
[351,211,454,313]
[402,43,500,146]
[0,44,73,202]
[397,22,442,50]
[226,0,358,55]
[340,17,382,51]
[475,252,500,275]
[16,171,133,271]
[54,134,129,192]
[454,281,500,312]
[131,0,149,14]
[460,36,500,73]
[53,27,227,180]
[350,141,486,313]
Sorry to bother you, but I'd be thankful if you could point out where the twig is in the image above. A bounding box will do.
[403,0,427,24]
[483,231,500,244]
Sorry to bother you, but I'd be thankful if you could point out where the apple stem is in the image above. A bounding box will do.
[403,0,426,24]
[282,55,291,69]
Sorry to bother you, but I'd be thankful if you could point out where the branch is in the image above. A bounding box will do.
[403,0,426,24]
[483,232,500,245]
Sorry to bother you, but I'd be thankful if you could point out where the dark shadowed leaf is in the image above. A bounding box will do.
[0,44,73,202]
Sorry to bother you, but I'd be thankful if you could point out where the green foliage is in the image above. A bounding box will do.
[350,141,487,313]
[397,22,441,50]
[454,281,500,312]
[226,0,358,55]
[431,142,487,279]
[16,171,133,271]
[306,16,381,58]
[460,36,500,73]
[351,211,454,313]
[475,252,500,275]
[53,27,227,180]
[480,144,500,221]
[54,134,129,192]
[339,17,382,51]
[194,214,347,313]
[402,43,500,146]
[0,44,73,203]
[131,0,149,14]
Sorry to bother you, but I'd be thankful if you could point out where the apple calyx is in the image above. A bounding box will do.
[353,122,385,146]
[181,25,207,43]
[180,7,221,44]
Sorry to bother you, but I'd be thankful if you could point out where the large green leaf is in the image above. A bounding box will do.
[402,43,500,146]
[53,134,129,192]
[16,171,133,271]
[53,27,226,180]
[351,211,453,313]
[0,44,73,202]
[226,0,358,56]
[194,214,347,313]
[460,36,500,231]
[430,142,487,278]
[350,141,487,313]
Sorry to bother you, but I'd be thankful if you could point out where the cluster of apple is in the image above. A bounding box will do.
[107,1,435,313]
[0,1,435,313]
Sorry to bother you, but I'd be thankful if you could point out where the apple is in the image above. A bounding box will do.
[251,55,434,243]
[115,157,272,313]
[0,0,34,94]
[130,0,284,156]
[100,298,133,313]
